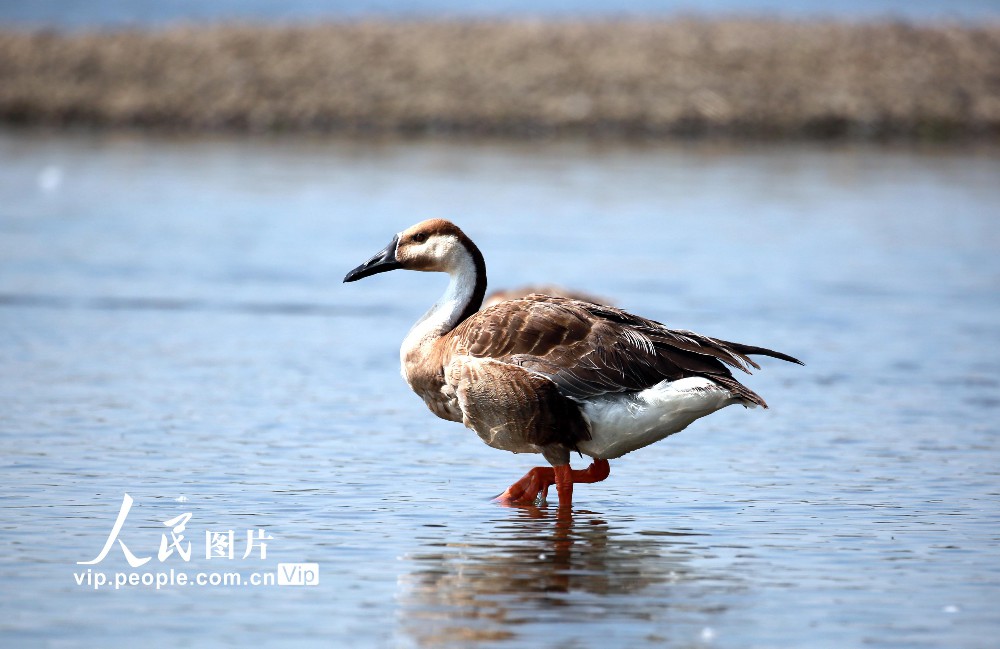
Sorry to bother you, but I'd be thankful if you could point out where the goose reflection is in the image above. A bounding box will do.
[398,507,739,647]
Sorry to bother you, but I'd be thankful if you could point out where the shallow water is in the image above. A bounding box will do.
[1,130,999,648]
[1,0,997,27]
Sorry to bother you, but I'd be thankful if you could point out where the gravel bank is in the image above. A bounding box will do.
[1,20,998,139]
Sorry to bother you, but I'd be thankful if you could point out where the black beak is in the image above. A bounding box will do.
[343,234,402,282]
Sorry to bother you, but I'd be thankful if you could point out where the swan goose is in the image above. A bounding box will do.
[344,219,802,507]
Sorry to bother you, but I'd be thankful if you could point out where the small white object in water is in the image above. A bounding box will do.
[943,605,960,614]
[700,627,716,642]
[37,165,63,193]
[175,495,189,503]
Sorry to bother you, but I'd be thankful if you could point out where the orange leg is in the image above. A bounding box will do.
[495,459,610,507]
[494,466,555,505]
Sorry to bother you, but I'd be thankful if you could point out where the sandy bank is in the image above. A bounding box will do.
[1,20,998,139]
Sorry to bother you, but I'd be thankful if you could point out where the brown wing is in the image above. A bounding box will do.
[449,294,799,407]
[450,356,590,452]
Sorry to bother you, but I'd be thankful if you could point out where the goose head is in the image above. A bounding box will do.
[343,219,478,282]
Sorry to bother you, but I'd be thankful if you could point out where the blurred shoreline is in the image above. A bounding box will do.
[1,20,998,141]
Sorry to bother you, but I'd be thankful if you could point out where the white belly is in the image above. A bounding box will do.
[577,377,749,460]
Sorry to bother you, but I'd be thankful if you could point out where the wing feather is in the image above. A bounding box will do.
[447,294,798,408]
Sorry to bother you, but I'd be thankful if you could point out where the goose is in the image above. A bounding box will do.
[344,219,802,508]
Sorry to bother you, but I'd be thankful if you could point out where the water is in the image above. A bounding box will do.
[1,130,999,647]
[1,0,997,28]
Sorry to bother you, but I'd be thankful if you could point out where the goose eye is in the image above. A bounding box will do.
[412,233,428,243]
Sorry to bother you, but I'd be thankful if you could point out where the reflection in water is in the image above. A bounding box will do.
[398,507,741,647]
